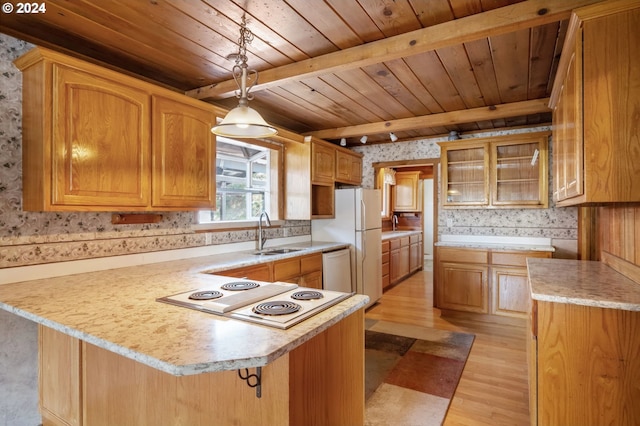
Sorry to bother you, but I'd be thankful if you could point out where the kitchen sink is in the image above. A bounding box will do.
[253,248,302,255]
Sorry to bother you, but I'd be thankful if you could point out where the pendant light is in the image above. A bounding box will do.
[211,16,277,138]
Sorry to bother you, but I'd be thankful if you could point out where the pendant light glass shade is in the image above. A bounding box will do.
[212,105,277,138]
[211,15,277,139]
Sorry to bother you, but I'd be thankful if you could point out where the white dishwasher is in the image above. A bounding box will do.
[322,248,352,293]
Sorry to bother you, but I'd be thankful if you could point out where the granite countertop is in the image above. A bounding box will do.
[435,235,555,252]
[527,258,640,311]
[0,242,368,376]
[381,230,422,240]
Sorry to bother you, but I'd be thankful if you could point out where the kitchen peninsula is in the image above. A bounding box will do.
[0,243,368,426]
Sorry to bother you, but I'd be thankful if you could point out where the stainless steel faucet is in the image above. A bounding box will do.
[392,214,399,231]
[258,211,271,251]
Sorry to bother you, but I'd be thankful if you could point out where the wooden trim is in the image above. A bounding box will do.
[600,252,640,285]
[307,99,550,140]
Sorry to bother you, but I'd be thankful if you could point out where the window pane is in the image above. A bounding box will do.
[222,193,249,221]
[200,137,275,224]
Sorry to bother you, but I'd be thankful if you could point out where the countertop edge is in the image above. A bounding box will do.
[1,295,370,376]
[527,258,640,311]
[435,241,555,252]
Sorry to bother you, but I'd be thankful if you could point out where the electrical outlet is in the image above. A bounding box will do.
[446,218,453,227]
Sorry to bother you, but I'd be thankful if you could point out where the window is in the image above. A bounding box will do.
[198,137,278,223]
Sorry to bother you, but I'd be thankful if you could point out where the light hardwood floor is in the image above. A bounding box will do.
[365,261,530,426]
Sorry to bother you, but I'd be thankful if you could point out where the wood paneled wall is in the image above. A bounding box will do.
[598,204,640,283]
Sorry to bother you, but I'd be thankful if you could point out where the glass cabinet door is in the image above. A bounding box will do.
[491,136,548,208]
[443,143,489,206]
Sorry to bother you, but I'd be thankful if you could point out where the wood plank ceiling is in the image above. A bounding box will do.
[1,0,603,146]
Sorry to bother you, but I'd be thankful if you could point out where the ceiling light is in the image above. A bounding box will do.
[360,135,368,144]
[389,132,398,142]
[211,16,277,139]
[340,138,347,146]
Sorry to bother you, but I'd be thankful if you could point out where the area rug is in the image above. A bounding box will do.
[364,320,475,426]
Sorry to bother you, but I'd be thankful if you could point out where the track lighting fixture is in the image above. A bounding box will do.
[340,138,347,146]
[360,135,368,144]
[389,132,398,142]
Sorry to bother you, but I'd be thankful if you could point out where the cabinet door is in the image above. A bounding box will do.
[554,33,584,202]
[393,171,422,212]
[438,262,488,313]
[491,266,529,318]
[491,137,548,208]
[219,263,272,281]
[441,142,489,207]
[335,150,362,185]
[273,257,302,283]
[300,270,322,289]
[52,64,150,208]
[39,325,82,426]
[311,142,335,184]
[152,95,216,208]
[390,248,401,284]
[399,244,410,279]
[409,242,421,273]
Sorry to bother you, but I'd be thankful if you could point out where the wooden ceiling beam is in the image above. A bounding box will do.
[305,98,551,139]
[187,0,603,100]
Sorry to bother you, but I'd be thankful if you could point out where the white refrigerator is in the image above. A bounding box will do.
[311,188,382,308]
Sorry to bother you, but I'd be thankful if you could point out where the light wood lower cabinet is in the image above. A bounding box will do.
[381,241,390,290]
[528,301,640,425]
[39,326,82,426]
[217,252,323,289]
[436,247,551,319]
[409,234,423,273]
[384,233,422,290]
[439,261,489,313]
[39,309,364,426]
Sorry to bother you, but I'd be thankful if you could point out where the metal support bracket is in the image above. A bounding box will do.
[237,367,262,398]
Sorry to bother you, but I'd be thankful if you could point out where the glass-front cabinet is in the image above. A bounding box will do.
[441,142,489,206]
[439,132,549,209]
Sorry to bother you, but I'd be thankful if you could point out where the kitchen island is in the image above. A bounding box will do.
[0,246,368,426]
[527,258,640,424]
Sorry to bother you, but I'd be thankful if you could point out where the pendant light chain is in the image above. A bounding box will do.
[233,15,257,105]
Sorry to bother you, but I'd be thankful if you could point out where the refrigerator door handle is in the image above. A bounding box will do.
[360,199,367,263]
[362,229,367,263]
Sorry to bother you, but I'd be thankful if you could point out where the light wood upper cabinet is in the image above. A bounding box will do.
[392,171,422,212]
[550,1,640,206]
[37,62,151,210]
[15,47,219,212]
[311,142,335,185]
[439,133,549,209]
[284,138,361,219]
[440,141,489,207]
[335,150,362,185]
[151,94,216,208]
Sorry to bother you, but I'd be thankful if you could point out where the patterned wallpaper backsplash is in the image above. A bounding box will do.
[0,35,309,268]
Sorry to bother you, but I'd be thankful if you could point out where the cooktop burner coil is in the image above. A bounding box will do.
[221,281,260,291]
[188,290,223,300]
[291,290,324,300]
[252,301,301,316]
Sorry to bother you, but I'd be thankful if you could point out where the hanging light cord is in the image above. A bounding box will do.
[232,15,258,106]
